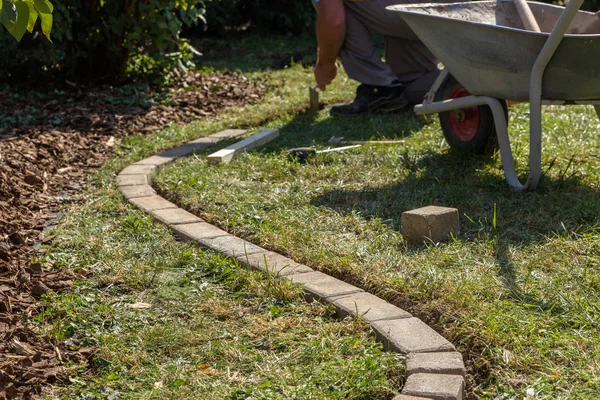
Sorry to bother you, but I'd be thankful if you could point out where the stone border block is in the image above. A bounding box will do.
[402,373,464,400]
[116,174,148,187]
[209,129,247,138]
[119,185,156,199]
[241,251,313,276]
[185,137,222,146]
[200,235,265,258]
[285,271,363,302]
[331,292,412,323]
[119,164,156,175]
[371,318,455,354]
[129,195,177,212]
[171,222,229,242]
[149,208,203,226]
[407,352,465,377]
[115,129,466,399]
[134,147,198,166]
[133,155,175,167]
[182,140,219,151]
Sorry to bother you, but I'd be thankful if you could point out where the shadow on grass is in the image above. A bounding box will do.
[261,108,430,153]
[309,149,600,310]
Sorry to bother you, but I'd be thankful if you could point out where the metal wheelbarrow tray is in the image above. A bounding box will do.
[387,0,600,190]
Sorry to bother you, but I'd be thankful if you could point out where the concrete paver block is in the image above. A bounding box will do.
[129,195,177,212]
[241,251,313,276]
[331,292,412,323]
[120,164,156,175]
[393,395,435,400]
[158,146,197,159]
[133,147,198,166]
[402,373,464,400]
[116,174,148,187]
[171,222,229,242]
[402,206,459,244]
[133,155,175,167]
[200,235,265,258]
[209,129,247,138]
[407,352,465,377]
[150,208,203,226]
[285,271,363,302]
[119,185,156,199]
[185,137,222,146]
[183,139,219,151]
[371,318,455,354]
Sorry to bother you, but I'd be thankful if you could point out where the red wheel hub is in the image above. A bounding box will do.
[448,87,480,142]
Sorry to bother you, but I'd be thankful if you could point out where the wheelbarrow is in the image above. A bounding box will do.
[387,0,600,191]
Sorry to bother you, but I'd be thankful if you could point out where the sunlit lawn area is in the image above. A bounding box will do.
[153,47,600,398]
[40,34,600,399]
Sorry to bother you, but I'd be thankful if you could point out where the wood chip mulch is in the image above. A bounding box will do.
[0,70,263,399]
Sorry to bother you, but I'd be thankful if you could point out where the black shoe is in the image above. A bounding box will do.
[330,84,408,116]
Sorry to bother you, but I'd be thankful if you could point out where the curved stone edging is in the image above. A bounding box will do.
[117,129,467,400]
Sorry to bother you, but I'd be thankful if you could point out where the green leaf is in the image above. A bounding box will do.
[11,1,29,42]
[33,0,52,41]
[1,0,17,30]
[26,1,38,33]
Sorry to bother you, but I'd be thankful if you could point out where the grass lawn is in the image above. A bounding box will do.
[39,35,406,399]
[152,49,600,399]
[39,33,599,399]
[41,192,401,399]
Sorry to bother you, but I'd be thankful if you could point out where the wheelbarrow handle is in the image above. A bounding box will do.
[513,0,541,32]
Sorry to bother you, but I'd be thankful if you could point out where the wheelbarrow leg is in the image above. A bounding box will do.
[415,95,528,191]
[527,0,584,190]
[594,105,600,120]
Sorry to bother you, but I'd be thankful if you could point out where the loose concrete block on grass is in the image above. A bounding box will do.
[285,271,363,302]
[402,206,459,244]
[371,318,455,354]
[119,164,157,175]
[129,195,178,212]
[330,292,412,323]
[119,185,156,199]
[116,174,148,187]
[406,352,465,377]
[402,373,464,400]
[171,222,229,242]
[149,208,203,226]
[241,251,313,276]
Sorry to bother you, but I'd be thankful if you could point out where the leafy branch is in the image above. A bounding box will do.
[1,0,53,42]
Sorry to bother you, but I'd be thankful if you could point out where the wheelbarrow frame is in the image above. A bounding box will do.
[409,0,599,191]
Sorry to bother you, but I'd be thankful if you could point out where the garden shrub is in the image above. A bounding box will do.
[0,0,206,83]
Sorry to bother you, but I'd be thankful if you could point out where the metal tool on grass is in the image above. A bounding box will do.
[287,145,361,162]
[309,86,320,113]
[328,137,405,145]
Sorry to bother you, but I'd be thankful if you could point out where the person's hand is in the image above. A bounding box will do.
[314,61,338,91]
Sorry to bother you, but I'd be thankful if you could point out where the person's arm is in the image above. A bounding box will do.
[314,0,346,91]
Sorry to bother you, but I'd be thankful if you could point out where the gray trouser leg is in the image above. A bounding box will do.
[340,0,438,87]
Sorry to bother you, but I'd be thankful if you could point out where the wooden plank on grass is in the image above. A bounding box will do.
[206,129,279,165]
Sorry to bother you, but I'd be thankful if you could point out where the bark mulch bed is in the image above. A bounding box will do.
[0,71,263,399]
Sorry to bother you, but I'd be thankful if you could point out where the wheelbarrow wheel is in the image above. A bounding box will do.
[436,76,508,154]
